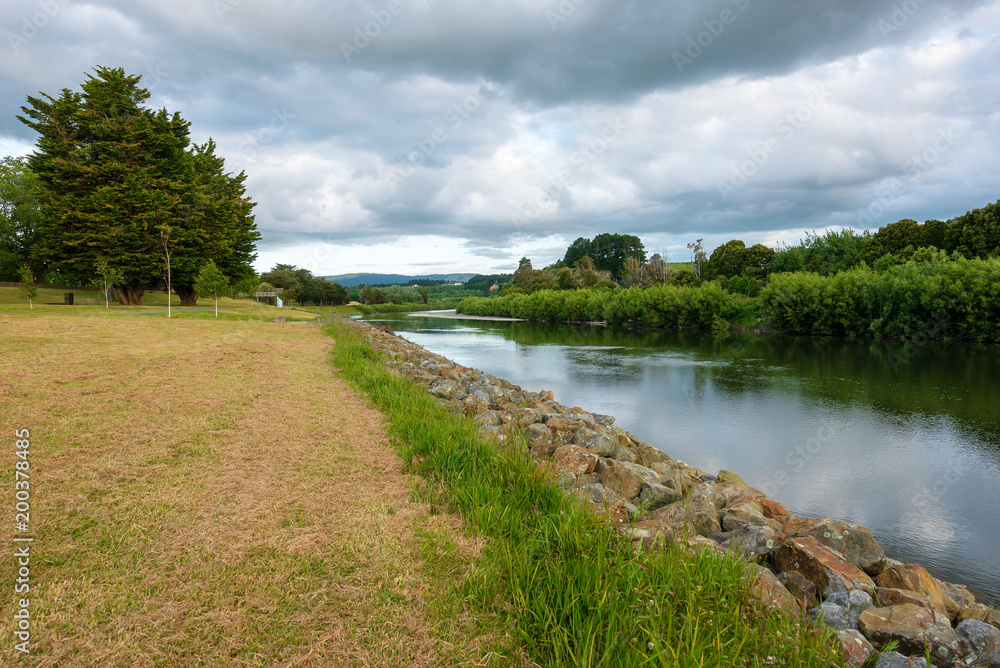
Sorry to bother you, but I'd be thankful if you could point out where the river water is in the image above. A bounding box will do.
[361,312,1000,606]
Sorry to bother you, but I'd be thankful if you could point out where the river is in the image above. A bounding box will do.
[360,312,1000,606]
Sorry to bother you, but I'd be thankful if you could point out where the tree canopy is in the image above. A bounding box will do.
[17,66,259,305]
[259,264,348,306]
[562,233,646,280]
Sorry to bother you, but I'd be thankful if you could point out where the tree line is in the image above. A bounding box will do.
[459,198,1000,341]
[1,67,259,305]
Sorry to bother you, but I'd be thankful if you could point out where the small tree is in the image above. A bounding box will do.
[255,281,275,305]
[91,257,124,308]
[194,260,230,317]
[687,239,707,279]
[18,263,36,309]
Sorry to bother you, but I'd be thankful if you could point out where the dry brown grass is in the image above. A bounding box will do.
[0,313,493,666]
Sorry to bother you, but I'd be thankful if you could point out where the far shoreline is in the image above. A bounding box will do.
[405,309,525,322]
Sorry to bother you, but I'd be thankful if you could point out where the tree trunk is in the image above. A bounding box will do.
[115,284,146,306]
[175,285,198,306]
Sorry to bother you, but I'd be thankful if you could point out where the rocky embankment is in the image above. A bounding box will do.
[354,320,1000,668]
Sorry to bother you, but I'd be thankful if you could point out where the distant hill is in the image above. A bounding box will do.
[321,273,477,287]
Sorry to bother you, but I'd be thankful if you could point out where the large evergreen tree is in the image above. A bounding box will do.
[18,67,258,305]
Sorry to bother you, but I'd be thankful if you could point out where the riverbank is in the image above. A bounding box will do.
[330,319,847,666]
[406,309,525,322]
[346,318,1000,667]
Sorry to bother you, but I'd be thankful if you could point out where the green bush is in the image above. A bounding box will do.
[760,257,1000,341]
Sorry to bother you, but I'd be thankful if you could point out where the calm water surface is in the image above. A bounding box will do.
[364,313,1000,605]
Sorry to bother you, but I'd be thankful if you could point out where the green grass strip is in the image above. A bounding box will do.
[328,322,842,667]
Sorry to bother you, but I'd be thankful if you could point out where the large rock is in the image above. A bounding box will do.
[574,483,636,525]
[689,482,726,510]
[827,590,874,628]
[774,536,875,598]
[626,437,673,468]
[782,570,819,609]
[874,652,928,668]
[836,629,876,667]
[720,500,768,532]
[746,565,800,616]
[784,517,887,576]
[571,426,599,446]
[716,481,764,507]
[545,416,585,435]
[631,519,673,552]
[709,523,781,559]
[655,468,695,495]
[523,422,551,449]
[716,469,746,485]
[956,619,1000,655]
[936,579,977,621]
[808,601,851,631]
[876,587,940,612]
[876,564,947,615]
[551,444,599,477]
[968,653,1000,668]
[858,604,964,666]
[649,495,721,538]
[760,498,790,521]
[637,481,683,511]
[959,604,1000,632]
[474,409,502,428]
[595,459,657,501]
[583,433,617,457]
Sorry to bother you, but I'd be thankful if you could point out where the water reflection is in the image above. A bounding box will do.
[365,313,1000,605]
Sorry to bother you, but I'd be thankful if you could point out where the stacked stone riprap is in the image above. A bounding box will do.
[354,321,1000,667]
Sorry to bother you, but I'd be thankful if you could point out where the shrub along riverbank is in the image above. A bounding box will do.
[457,255,1000,342]
[329,321,845,666]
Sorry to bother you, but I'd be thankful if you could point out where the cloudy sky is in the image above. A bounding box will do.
[2,0,998,276]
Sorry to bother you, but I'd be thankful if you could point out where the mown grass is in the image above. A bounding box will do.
[0,285,319,321]
[329,321,845,667]
[0,311,504,666]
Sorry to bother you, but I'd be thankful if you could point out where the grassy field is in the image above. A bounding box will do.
[0,286,322,322]
[0,309,503,666]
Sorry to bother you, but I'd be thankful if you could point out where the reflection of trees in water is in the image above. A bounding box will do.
[386,314,1000,454]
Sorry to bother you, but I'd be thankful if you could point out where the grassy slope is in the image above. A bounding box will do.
[329,321,844,667]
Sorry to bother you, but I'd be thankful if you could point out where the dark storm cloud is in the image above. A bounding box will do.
[1,0,998,272]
